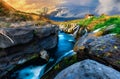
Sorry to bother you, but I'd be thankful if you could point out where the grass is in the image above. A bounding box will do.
[93,17,120,34]
[77,15,120,34]
[78,15,106,27]
[56,14,120,34]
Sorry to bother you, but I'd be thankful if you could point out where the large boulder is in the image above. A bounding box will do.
[74,34,120,71]
[55,59,120,79]
[0,24,59,78]
[0,24,59,49]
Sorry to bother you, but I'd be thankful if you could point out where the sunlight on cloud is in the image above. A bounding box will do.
[4,0,63,13]
[4,0,120,16]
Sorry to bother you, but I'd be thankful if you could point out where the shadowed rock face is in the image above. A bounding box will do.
[0,25,59,77]
[0,28,34,48]
[55,59,120,79]
[0,25,58,49]
[74,34,120,71]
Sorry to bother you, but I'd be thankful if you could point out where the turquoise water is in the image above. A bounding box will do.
[11,31,75,79]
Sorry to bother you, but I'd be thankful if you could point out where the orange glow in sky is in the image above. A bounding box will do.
[4,0,63,13]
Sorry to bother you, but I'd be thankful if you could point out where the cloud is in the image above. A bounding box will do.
[4,0,62,13]
[53,0,120,18]
[61,0,94,6]
[96,0,120,15]
[4,0,97,14]
[4,0,120,17]
[52,0,98,18]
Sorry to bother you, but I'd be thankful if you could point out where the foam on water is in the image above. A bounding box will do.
[17,65,46,79]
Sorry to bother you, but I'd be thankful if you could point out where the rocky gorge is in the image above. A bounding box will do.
[0,16,120,79]
[40,16,120,79]
[0,24,59,78]
[0,0,120,79]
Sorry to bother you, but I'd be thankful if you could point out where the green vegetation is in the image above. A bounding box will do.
[57,15,120,34]
[77,15,120,34]
[42,54,78,79]
[78,15,106,27]
[0,7,7,16]
[116,61,120,64]
[0,8,3,13]
[94,17,120,34]
[53,54,78,71]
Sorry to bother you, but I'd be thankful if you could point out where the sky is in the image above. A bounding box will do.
[4,0,120,17]
[4,0,63,13]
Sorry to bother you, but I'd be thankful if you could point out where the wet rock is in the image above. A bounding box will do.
[0,24,59,49]
[74,33,97,52]
[34,24,58,38]
[74,34,120,71]
[89,34,120,70]
[59,23,78,34]
[39,33,58,49]
[0,24,58,78]
[55,59,120,79]
[40,49,49,61]
[41,54,78,79]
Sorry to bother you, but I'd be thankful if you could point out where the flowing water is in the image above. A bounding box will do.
[10,31,75,79]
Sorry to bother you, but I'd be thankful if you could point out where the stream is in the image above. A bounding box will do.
[10,31,76,79]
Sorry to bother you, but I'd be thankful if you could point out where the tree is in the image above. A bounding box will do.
[37,7,48,16]
[42,7,48,15]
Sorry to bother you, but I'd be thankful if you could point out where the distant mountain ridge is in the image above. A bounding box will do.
[0,0,15,11]
[0,0,16,16]
[0,0,42,21]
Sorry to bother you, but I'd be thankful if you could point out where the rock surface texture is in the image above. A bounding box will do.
[55,59,120,79]
[0,27,34,48]
[74,33,120,71]
[0,24,58,77]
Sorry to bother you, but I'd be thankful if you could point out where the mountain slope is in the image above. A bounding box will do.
[0,0,16,15]
[0,0,42,21]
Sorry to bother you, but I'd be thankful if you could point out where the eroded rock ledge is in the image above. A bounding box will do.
[0,24,59,77]
[74,33,120,71]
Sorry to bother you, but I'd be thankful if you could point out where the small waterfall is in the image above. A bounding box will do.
[93,28,102,33]
[84,28,88,36]
[12,65,46,79]
[72,25,88,38]
[57,50,76,63]
[10,31,75,79]
[72,25,80,38]
[93,24,116,33]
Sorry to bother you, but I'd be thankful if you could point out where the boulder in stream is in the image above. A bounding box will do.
[55,59,120,79]
[0,24,59,78]
[74,34,120,71]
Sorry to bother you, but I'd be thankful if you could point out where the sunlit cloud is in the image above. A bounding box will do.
[53,0,98,18]
[4,0,63,13]
[3,0,120,17]
[61,0,93,6]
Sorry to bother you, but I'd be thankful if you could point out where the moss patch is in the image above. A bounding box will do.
[41,54,78,79]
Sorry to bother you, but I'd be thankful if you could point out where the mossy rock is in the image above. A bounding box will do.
[41,54,78,79]
[74,34,120,71]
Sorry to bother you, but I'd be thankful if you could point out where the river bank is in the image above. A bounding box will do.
[0,14,120,79]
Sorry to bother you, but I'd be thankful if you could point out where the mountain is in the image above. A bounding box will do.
[0,0,15,11]
[0,0,42,21]
[49,6,96,21]
[0,0,16,15]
